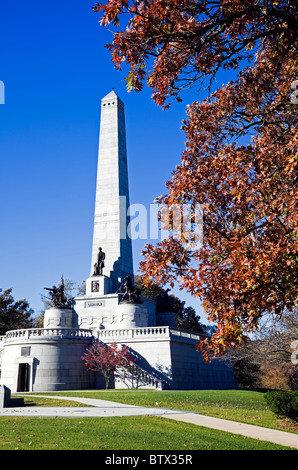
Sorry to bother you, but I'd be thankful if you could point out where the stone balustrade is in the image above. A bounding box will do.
[4,327,93,342]
[96,326,170,339]
[169,329,202,341]
[117,363,165,390]
[96,326,203,342]
[2,326,203,344]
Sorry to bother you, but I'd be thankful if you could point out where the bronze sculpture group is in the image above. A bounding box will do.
[44,277,69,308]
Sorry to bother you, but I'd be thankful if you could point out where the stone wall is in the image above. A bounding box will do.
[0,326,235,392]
[96,327,235,390]
[0,328,93,392]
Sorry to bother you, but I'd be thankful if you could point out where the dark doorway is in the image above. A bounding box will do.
[17,363,29,392]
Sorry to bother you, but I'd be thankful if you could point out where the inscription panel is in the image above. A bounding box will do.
[84,301,106,308]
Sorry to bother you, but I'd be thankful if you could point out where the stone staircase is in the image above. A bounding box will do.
[115,362,171,390]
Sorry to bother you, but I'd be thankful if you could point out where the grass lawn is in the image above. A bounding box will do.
[0,389,296,450]
[16,396,94,407]
[0,415,293,450]
[29,389,298,433]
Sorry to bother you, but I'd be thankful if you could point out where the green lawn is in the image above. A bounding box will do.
[0,389,295,450]
[28,389,298,433]
[0,415,293,450]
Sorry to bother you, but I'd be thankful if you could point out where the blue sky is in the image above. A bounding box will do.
[0,0,220,322]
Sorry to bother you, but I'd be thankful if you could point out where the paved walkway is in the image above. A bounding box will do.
[0,394,297,449]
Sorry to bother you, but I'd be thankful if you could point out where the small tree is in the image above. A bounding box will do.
[82,341,134,389]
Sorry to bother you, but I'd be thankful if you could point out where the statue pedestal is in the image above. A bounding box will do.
[86,276,111,296]
[114,302,150,328]
[44,307,74,328]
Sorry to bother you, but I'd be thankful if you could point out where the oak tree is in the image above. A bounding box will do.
[94,0,298,356]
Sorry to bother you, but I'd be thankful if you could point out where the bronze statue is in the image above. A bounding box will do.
[116,275,142,303]
[93,247,105,276]
[44,277,69,308]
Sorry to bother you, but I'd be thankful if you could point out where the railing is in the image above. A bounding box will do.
[96,326,170,339]
[116,363,167,390]
[96,326,203,341]
[2,326,203,343]
[4,328,93,341]
[169,329,202,341]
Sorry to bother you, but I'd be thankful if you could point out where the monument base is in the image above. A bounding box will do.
[95,326,236,390]
[86,275,112,296]
[114,302,151,328]
[72,293,156,330]
[44,307,74,328]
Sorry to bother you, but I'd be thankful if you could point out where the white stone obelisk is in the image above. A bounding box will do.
[90,90,134,292]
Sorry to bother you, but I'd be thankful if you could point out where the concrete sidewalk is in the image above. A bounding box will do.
[0,394,184,418]
[0,394,297,449]
[166,413,298,449]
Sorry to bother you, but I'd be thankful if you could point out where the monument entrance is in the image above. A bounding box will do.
[17,363,29,392]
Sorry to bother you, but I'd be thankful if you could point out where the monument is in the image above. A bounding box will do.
[0,90,235,392]
[90,90,134,290]
[72,91,156,331]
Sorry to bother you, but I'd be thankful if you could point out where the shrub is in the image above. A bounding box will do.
[265,391,298,420]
